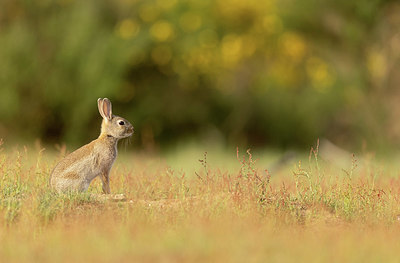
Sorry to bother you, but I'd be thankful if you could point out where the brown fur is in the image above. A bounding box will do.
[52,142,95,173]
[63,172,80,180]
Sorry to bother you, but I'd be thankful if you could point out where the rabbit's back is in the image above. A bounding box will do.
[50,139,116,192]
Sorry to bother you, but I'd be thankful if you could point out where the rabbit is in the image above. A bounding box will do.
[49,98,134,194]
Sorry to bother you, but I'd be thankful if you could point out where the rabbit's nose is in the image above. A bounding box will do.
[128,126,134,134]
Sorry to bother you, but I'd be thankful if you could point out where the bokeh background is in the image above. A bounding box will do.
[1,0,400,152]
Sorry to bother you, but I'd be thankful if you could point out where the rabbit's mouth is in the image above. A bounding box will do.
[121,126,134,138]
[127,126,134,135]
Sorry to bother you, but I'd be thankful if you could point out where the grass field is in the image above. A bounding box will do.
[1,139,400,262]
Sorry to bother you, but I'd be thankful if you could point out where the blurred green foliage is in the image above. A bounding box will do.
[0,0,399,150]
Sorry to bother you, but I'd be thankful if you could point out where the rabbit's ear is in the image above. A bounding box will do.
[98,98,106,120]
[102,98,113,121]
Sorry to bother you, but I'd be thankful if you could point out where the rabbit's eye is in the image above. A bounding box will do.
[118,121,125,125]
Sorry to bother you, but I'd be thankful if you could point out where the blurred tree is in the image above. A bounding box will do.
[0,0,399,150]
